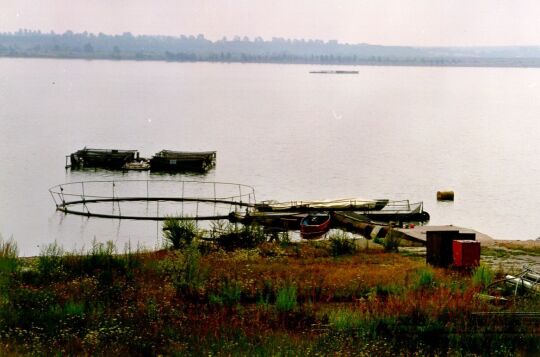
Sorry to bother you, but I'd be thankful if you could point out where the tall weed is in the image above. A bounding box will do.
[413,267,435,290]
[472,264,494,289]
[276,285,297,312]
[328,308,363,330]
[0,235,18,274]
[217,223,267,250]
[329,231,358,256]
[160,244,205,297]
[37,241,65,281]
[163,217,198,249]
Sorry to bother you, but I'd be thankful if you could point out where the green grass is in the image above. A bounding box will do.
[472,264,494,288]
[275,285,297,312]
[328,232,358,256]
[163,216,198,249]
[328,308,363,330]
[413,267,435,290]
[0,228,539,355]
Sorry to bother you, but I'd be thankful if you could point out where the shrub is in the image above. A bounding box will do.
[217,223,267,250]
[210,280,242,307]
[472,264,494,289]
[0,235,18,309]
[383,228,401,252]
[414,267,435,290]
[328,231,358,256]
[328,308,363,330]
[37,241,65,281]
[162,217,197,249]
[0,235,18,274]
[275,285,297,312]
[160,245,205,297]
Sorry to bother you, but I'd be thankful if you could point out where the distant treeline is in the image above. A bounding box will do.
[3,29,540,67]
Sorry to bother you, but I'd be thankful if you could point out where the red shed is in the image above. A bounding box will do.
[453,240,481,268]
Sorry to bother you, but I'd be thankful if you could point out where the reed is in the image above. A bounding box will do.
[472,264,494,288]
[328,231,358,256]
[162,216,198,249]
[275,285,297,312]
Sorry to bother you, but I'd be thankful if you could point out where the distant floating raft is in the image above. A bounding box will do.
[309,70,359,74]
[149,150,216,172]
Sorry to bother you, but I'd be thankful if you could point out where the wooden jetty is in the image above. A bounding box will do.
[395,225,495,246]
[332,211,493,246]
[149,150,216,172]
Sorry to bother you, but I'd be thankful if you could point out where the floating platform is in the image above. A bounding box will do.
[67,148,216,172]
[256,198,389,212]
[68,148,139,169]
[149,150,216,172]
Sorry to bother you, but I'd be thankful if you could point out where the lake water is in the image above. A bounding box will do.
[1,58,540,256]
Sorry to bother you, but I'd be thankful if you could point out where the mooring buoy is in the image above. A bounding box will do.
[437,190,454,201]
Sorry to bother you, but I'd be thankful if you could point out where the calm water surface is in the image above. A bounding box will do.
[1,58,540,255]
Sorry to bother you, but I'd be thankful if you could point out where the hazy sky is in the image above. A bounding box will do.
[2,0,540,46]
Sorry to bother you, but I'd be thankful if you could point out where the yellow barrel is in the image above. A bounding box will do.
[437,190,454,201]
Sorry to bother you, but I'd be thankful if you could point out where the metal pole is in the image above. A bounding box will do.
[181,181,185,216]
[156,200,160,241]
[213,182,217,217]
[146,180,149,208]
[196,201,199,228]
[82,182,89,214]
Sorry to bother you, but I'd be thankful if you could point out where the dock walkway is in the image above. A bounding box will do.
[395,225,495,246]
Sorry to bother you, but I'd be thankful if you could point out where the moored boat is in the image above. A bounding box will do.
[300,212,331,237]
[122,160,150,171]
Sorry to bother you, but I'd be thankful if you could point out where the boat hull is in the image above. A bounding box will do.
[300,213,331,237]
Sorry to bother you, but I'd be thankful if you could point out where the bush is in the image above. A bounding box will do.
[0,235,18,274]
[328,308,363,330]
[276,285,297,312]
[37,241,65,281]
[162,217,198,249]
[160,245,205,297]
[329,231,358,256]
[210,280,242,307]
[383,228,401,252]
[217,223,267,250]
[414,267,435,290]
[0,235,18,309]
[472,264,494,289]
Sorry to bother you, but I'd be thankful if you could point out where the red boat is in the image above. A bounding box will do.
[300,213,331,237]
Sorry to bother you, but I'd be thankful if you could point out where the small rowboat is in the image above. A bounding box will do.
[122,160,150,171]
[300,212,331,237]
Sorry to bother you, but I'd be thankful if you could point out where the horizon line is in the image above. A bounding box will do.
[3,28,540,49]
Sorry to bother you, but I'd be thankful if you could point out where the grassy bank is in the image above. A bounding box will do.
[0,223,539,355]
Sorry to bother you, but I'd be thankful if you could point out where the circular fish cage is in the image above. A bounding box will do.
[49,180,256,220]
